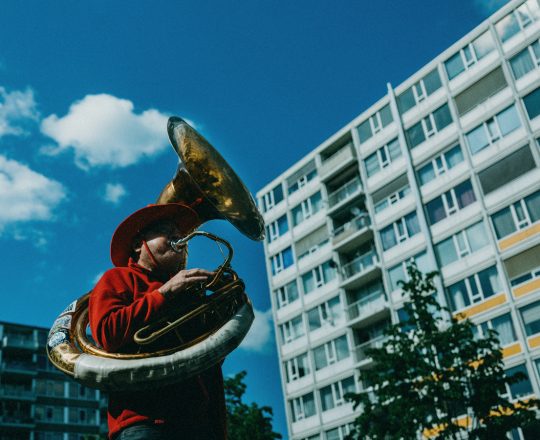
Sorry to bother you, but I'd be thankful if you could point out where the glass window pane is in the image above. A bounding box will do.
[521,301,540,336]
[379,104,393,127]
[510,48,535,79]
[466,125,489,154]
[525,190,540,222]
[406,122,426,148]
[304,393,316,417]
[320,385,334,411]
[496,14,520,42]
[448,280,470,311]
[426,197,446,224]
[418,162,436,185]
[424,69,442,95]
[405,211,420,236]
[398,88,416,113]
[273,184,284,204]
[387,138,401,160]
[277,215,288,235]
[491,313,516,345]
[358,120,372,143]
[314,345,327,370]
[455,180,476,209]
[365,153,380,177]
[433,104,453,130]
[335,335,350,361]
[302,271,315,294]
[492,208,517,239]
[478,266,500,298]
[472,31,495,60]
[282,247,293,268]
[523,87,540,120]
[287,280,299,302]
[466,221,489,252]
[435,237,458,266]
[506,365,533,399]
[388,263,406,291]
[445,52,465,79]
[380,225,397,250]
[497,105,521,135]
[308,308,321,331]
[445,145,464,168]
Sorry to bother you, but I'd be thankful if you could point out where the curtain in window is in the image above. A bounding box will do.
[492,208,517,239]
[467,222,489,251]
[478,266,500,298]
[456,180,476,208]
[435,238,458,266]
[446,145,464,167]
[427,197,446,224]
[510,49,534,79]
[320,385,334,411]
[335,335,350,361]
[365,154,380,177]
[448,281,470,311]
[492,314,516,345]
[388,138,402,160]
[405,211,420,235]
[380,225,397,250]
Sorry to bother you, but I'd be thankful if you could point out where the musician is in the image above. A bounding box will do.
[89,203,227,440]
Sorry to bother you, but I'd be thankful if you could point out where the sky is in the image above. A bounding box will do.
[0,0,510,437]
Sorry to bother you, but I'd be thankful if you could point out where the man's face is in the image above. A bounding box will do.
[136,220,188,274]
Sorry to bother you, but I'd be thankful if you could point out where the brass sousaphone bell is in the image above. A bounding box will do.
[46,117,264,391]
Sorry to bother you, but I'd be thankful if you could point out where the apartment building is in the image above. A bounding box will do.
[0,321,107,440]
[257,1,540,439]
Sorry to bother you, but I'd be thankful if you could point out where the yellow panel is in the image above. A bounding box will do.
[499,222,540,251]
[454,293,507,320]
[502,342,521,358]
[513,278,540,298]
[528,334,540,349]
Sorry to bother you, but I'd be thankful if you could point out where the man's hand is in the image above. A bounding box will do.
[158,268,215,301]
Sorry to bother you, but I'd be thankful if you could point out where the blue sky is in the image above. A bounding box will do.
[0,0,509,436]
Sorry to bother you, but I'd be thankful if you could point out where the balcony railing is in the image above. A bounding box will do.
[320,143,354,177]
[348,292,387,321]
[2,335,37,350]
[355,335,388,362]
[341,251,377,280]
[328,176,362,208]
[332,213,370,242]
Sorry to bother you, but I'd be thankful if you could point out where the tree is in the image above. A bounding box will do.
[225,370,283,439]
[346,263,539,440]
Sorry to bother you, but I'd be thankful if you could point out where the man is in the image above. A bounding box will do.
[89,203,227,440]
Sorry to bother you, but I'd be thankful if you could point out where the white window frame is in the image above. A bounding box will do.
[370,111,382,134]
[285,353,310,382]
[275,282,297,308]
[442,188,459,216]
[454,230,471,258]
[263,190,277,212]
[281,315,304,344]
[271,252,285,274]
[267,219,281,242]
[511,199,532,229]
[291,393,314,421]
[413,81,427,103]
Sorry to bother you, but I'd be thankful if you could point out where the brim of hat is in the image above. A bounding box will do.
[110,203,199,267]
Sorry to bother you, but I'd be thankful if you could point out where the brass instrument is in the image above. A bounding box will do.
[46,117,264,390]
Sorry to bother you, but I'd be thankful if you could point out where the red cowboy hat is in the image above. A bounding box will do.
[110,203,200,267]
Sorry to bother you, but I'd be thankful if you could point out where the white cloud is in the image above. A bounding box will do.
[0,155,66,230]
[104,182,128,204]
[240,307,274,353]
[40,94,169,169]
[0,87,39,137]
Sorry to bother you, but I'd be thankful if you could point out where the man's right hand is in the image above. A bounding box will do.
[158,268,215,301]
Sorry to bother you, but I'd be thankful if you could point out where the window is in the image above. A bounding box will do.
[35,405,64,422]
[291,191,323,226]
[320,376,356,411]
[290,392,316,421]
[68,407,97,425]
[510,265,540,287]
[417,144,464,186]
[425,179,476,225]
[397,69,442,113]
[280,314,305,344]
[296,226,329,261]
[444,31,495,80]
[313,334,350,370]
[260,183,284,212]
[325,423,354,440]
[455,67,508,116]
[491,190,540,239]
[465,105,521,155]
[478,146,535,194]
[374,185,411,213]
[285,353,310,382]
[301,260,337,294]
[434,221,490,267]
[447,266,501,311]
[510,39,540,79]
[266,214,289,243]
[379,211,421,250]
[357,104,393,143]
[365,138,402,177]
[496,0,540,42]
[388,251,432,291]
[504,364,534,400]
[287,161,317,194]
[523,86,540,120]
[405,104,453,149]
[473,313,517,346]
[520,300,540,336]
[307,296,343,331]
[270,246,294,275]
[275,280,299,309]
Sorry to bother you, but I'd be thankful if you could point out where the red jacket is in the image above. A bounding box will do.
[89,259,227,439]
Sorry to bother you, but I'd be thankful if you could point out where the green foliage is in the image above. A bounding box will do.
[346,263,539,440]
[224,370,282,440]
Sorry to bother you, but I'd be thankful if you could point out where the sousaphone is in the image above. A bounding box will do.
[46,117,264,391]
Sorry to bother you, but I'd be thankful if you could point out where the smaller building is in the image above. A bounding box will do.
[0,321,107,440]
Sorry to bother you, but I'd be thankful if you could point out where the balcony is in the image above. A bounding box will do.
[354,335,388,366]
[319,143,356,180]
[0,361,37,375]
[2,335,37,350]
[332,214,371,252]
[348,292,389,326]
[340,251,379,289]
[327,177,362,211]
[0,388,35,401]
